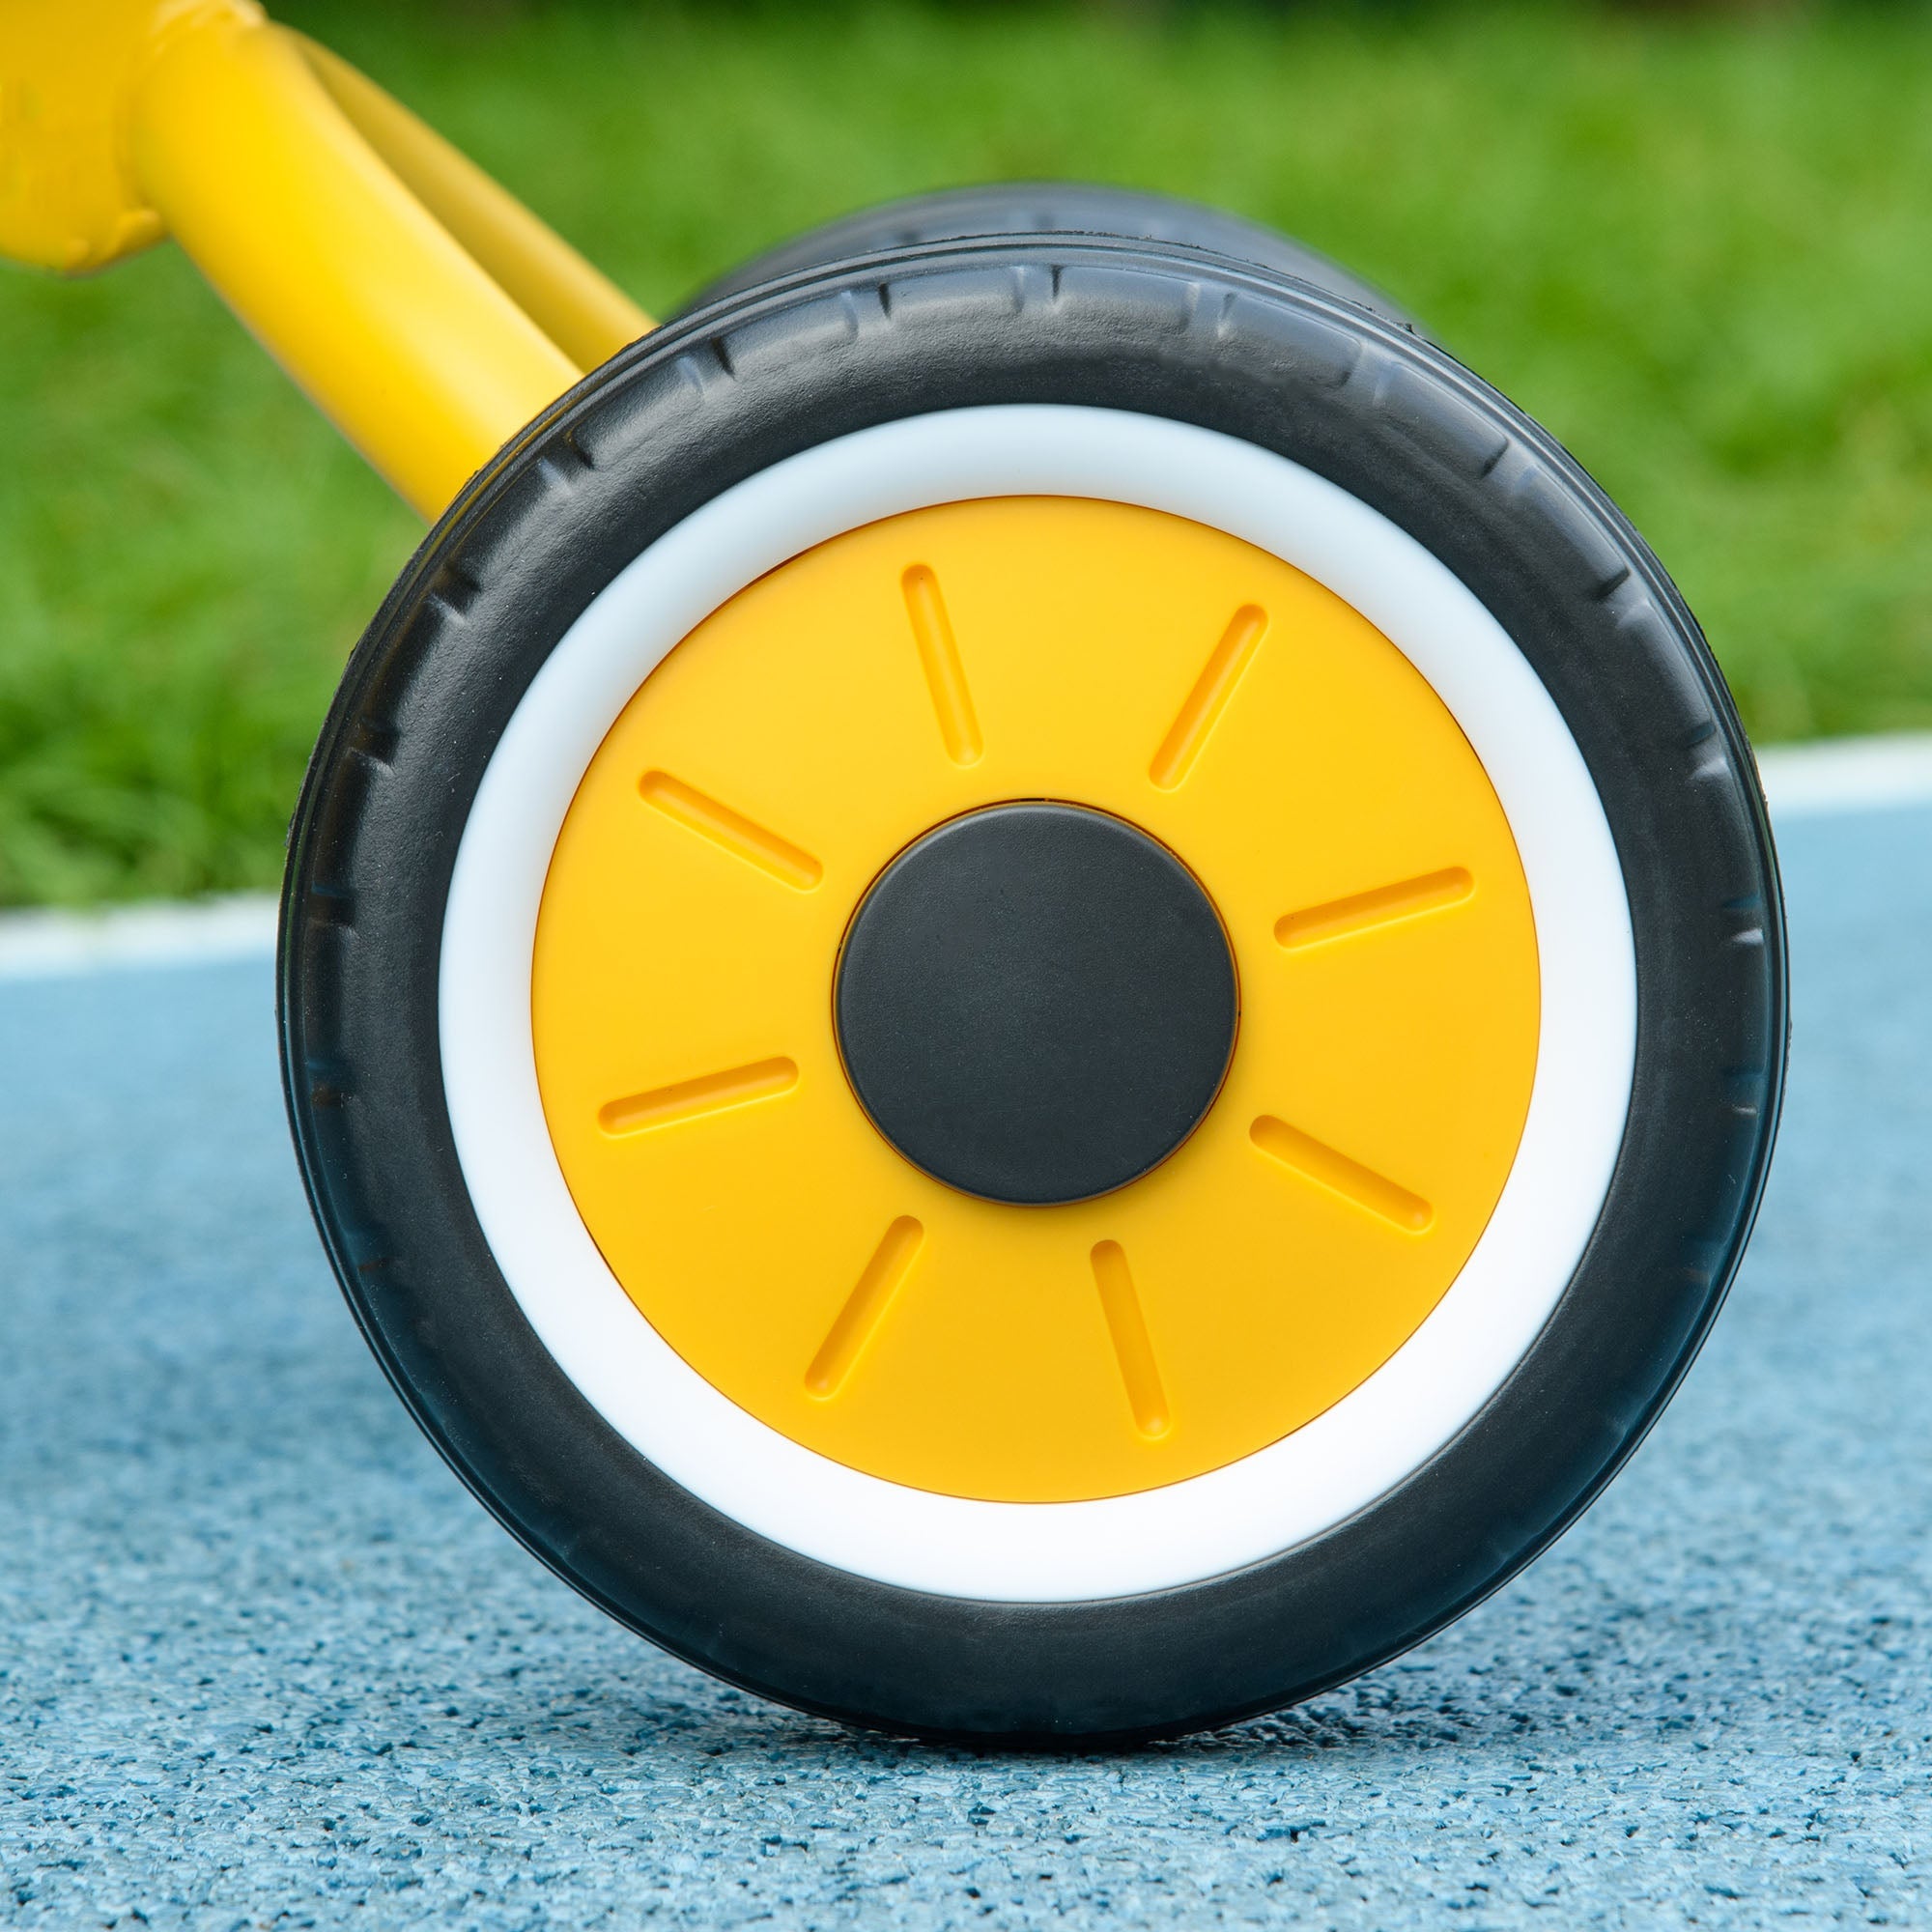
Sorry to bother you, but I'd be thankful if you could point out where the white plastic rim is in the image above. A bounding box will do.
[440,405,1636,1603]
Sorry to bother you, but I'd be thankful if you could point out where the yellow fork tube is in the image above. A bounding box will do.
[131,8,584,517]
[291,32,650,376]
[2,0,653,516]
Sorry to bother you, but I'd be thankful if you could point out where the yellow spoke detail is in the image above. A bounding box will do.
[639,771,822,890]
[806,1217,926,1399]
[1250,1117,1434,1233]
[901,564,983,766]
[599,1057,798,1137]
[1276,867,1474,950]
[1090,1241,1171,1439]
[1150,603,1268,789]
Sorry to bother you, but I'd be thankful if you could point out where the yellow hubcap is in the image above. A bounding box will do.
[531,497,1539,1502]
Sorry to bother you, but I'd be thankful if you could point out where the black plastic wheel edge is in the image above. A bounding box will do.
[279,235,1786,1746]
[678,181,1418,333]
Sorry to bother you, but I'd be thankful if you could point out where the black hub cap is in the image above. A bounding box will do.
[835,803,1239,1206]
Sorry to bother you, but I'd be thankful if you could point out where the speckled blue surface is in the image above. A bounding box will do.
[3,807,1928,1929]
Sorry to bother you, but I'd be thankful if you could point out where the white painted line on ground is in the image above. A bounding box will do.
[0,894,277,982]
[1755,732,1932,819]
[0,737,1926,981]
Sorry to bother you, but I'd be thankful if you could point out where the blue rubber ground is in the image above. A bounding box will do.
[3,806,1928,1929]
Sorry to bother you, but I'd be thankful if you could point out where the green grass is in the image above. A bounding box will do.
[3,1,1930,905]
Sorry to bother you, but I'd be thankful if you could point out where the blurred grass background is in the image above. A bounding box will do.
[2,1,1930,905]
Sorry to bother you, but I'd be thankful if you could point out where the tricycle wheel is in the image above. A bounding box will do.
[282,232,1782,1743]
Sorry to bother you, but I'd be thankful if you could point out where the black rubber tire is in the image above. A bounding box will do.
[680,181,1417,332]
[281,234,1785,1745]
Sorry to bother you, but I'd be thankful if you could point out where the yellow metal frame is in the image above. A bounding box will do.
[0,0,652,516]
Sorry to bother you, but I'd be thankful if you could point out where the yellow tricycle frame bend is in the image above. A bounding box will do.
[0,0,651,516]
